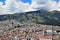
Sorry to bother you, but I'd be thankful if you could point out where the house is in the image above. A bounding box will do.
[35,35,39,40]
[56,37,60,40]
[26,37,35,40]
[0,36,4,40]
[39,36,54,40]
[35,35,54,40]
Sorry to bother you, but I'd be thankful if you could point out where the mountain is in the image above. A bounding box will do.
[0,10,60,26]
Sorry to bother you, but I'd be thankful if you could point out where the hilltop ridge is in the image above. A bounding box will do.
[0,10,60,26]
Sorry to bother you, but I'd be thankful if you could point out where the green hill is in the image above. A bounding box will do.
[0,10,60,26]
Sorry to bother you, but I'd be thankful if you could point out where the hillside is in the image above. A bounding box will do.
[0,10,60,26]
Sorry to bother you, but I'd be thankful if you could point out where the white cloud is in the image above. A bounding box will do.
[0,0,31,14]
[31,0,60,11]
[55,1,60,11]
[0,2,3,14]
[31,0,57,10]
[0,0,60,15]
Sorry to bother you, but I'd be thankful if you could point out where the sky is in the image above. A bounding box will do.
[0,0,31,5]
[0,0,59,4]
[0,0,60,15]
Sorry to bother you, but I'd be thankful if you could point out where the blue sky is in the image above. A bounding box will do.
[0,0,5,5]
[0,0,60,5]
[0,0,32,5]
[53,0,60,2]
[0,0,59,4]
[21,0,32,4]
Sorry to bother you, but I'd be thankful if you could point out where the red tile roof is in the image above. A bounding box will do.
[40,36,54,39]
[0,37,4,40]
[35,35,54,39]
[35,35,39,39]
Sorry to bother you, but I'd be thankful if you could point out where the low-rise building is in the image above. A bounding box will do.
[39,36,54,40]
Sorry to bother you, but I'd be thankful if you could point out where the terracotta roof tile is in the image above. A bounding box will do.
[35,35,54,39]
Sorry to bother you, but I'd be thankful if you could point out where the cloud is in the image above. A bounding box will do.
[0,0,30,14]
[31,0,57,10]
[31,0,60,11]
[54,1,60,11]
[0,0,60,15]
[0,2,3,14]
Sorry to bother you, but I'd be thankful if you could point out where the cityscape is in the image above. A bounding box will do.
[0,0,60,40]
[0,20,60,40]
